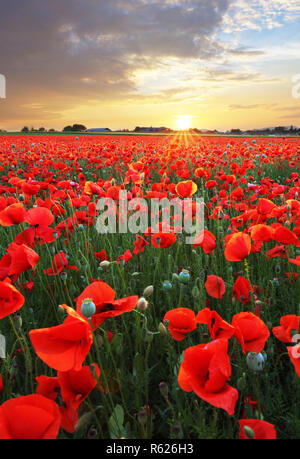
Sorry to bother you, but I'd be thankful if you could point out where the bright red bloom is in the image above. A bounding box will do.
[224,232,251,262]
[0,203,27,226]
[76,281,138,329]
[178,339,238,415]
[29,304,93,371]
[133,234,149,255]
[57,364,100,409]
[151,232,176,248]
[193,229,216,254]
[44,251,79,276]
[163,308,197,341]
[0,242,39,281]
[272,315,300,343]
[25,207,54,227]
[0,394,61,439]
[0,277,25,319]
[196,308,235,340]
[232,312,270,353]
[175,180,197,197]
[205,275,226,299]
[232,276,251,303]
[238,419,277,439]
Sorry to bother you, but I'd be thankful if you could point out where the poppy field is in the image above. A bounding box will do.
[0,133,299,439]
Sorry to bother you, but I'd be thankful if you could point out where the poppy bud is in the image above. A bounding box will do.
[243,425,255,439]
[81,298,96,318]
[100,260,110,268]
[136,297,148,311]
[159,381,168,398]
[172,273,179,281]
[158,322,168,336]
[137,408,147,426]
[191,284,200,298]
[145,331,153,343]
[237,373,246,391]
[13,315,22,330]
[75,412,94,431]
[87,427,98,439]
[143,285,153,297]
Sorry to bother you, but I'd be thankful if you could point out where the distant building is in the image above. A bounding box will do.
[85,128,111,132]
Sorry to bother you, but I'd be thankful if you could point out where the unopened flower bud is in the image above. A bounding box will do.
[75,412,94,431]
[100,260,110,268]
[243,425,255,439]
[136,297,148,311]
[159,381,168,398]
[13,315,22,330]
[143,285,153,297]
[158,322,168,336]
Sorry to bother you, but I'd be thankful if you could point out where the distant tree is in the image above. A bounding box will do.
[21,126,29,132]
[71,124,87,132]
[38,127,45,132]
[63,125,73,132]
[49,128,55,132]
[230,129,241,134]
[63,124,86,132]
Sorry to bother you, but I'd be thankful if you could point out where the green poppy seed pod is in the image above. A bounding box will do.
[13,315,22,330]
[162,280,173,292]
[143,285,153,297]
[75,412,94,431]
[158,322,168,337]
[81,298,96,318]
[159,381,169,398]
[178,270,190,284]
[243,425,255,439]
[18,194,24,201]
[100,260,110,268]
[60,271,67,282]
[246,352,265,372]
[136,297,148,311]
[290,329,299,339]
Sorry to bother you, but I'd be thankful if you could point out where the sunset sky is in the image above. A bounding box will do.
[0,0,299,131]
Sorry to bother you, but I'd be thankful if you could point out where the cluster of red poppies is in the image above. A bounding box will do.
[0,134,298,439]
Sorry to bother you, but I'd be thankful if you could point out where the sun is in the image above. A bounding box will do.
[176,115,191,131]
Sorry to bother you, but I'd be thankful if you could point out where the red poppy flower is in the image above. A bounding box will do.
[0,203,27,226]
[273,226,300,247]
[193,229,216,254]
[231,312,270,353]
[238,419,277,439]
[25,207,54,227]
[57,364,100,409]
[272,315,300,343]
[76,281,138,329]
[29,304,93,371]
[151,232,177,248]
[178,339,238,415]
[133,234,149,255]
[0,242,39,281]
[196,308,235,340]
[224,232,251,262]
[232,276,251,303]
[205,275,226,299]
[44,251,79,276]
[0,277,25,319]
[163,308,197,341]
[0,394,61,439]
[175,180,197,198]
[288,255,300,266]
[250,224,273,242]
[287,344,300,377]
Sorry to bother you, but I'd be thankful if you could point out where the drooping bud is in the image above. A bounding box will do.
[159,381,168,398]
[143,285,153,297]
[136,297,148,311]
[243,425,255,439]
[158,322,168,337]
[100,260,111,268]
